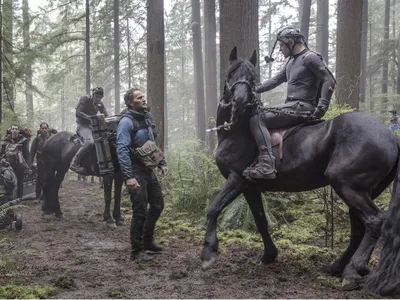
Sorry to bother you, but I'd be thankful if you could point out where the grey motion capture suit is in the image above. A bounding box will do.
[70,87,108,173]
[243,27,336,180]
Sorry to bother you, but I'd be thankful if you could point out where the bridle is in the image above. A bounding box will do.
[225,79,254,92]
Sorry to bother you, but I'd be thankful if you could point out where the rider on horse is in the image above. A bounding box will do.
[0,125,32,198]
[70,87,108,174]
[30,122,58,199]
[243,26,336,180]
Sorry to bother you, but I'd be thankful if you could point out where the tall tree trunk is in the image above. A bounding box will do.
[268,0,272,78]
[359,0,368,103]
[300,0,312,43]
[3,0,14,111]
[85,0,90,95]
[316,0,329,62]
[127,19,132,89]
[0,0,3,123]
[381,0,390,115]
[203,0,217,147]
[113,0,120,114]
[397,26,400,111]
[391,0,396,96]
[219,0,259,95]
[369,21,374,112]
[61,78,65,130]
[22,0,33,120]
[192,0,206,142]
[147,0,165,150]
[336,0,362,110]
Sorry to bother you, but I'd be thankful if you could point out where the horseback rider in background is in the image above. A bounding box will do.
[70,87,108,174]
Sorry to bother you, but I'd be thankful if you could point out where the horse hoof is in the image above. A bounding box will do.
[42,213,53,220]
[116,220,125,226]
[106,221,117,228]
[202,256,216,270]
[341,278,361,291]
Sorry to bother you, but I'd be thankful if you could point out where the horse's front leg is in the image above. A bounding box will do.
[243,188,277,264]
[201,172,244,269]
[103,175,116,227]
[113,172,125,226]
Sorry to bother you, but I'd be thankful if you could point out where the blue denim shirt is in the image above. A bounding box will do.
[116,113,153,179]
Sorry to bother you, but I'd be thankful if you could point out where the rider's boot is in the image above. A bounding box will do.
[243,115,276,180]
[70,148,86,174]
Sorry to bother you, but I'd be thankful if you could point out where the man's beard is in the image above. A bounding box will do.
[41,131,49,139]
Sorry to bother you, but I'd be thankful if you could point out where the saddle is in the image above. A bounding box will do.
[270,120,324,160]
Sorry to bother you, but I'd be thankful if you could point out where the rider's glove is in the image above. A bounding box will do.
[253,84,262,94]
[312,106,326,119]
[312,98,330,119]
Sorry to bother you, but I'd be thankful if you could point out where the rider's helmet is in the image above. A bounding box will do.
[264,26,307,63]
[91,86,104,97]
[277,26,305,45]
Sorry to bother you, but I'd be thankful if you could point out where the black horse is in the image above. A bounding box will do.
[41,129,124,227]
[201,47,400,292]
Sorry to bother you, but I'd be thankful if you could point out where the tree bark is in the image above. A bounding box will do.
[359,0,368,103]
[3,0,14,110]
[203,0,217,147]
[316,0,329,62]
[0,1,2,123]
[113,0,120,114]
[381,0,390,115]
[336,0,362,110]
[219,0,259,95]
[147,0,165,150]
[192,0,206,142]
[127,19,132,89]
[300,0,312,43]
[85,0,90,95]
[22,0,33,120]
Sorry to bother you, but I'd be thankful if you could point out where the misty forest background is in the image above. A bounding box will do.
[0,0,398,250]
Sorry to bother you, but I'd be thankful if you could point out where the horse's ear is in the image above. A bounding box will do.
[249,50,257,66]
[229,47,238,63]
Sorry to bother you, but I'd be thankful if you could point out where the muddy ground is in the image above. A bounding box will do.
[0,180,377,299]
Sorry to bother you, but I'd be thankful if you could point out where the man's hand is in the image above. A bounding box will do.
[312,106,327,119]
[253,84,262,94]
[126,178,140,193]
[160,166,169,176]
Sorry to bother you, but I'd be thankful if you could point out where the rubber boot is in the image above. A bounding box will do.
[243,114,277,180]
[144,238,164,254]
[243,152,276,179]
[70,150,85,174]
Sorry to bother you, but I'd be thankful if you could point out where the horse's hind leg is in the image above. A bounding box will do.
[323,209,365,277]
[42,161,57,215]
[113,172,125,226]
[52,168,68,217]
[201,173,244,269]
[103,175,116,227]
[333,185,383,290]
[243,189,277,264]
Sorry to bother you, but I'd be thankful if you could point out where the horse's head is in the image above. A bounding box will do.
[221,47,258,124]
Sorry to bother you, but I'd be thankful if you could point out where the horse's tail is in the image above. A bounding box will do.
[366,138,400,296]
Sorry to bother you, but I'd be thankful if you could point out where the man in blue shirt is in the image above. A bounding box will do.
[116,87,168,261]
